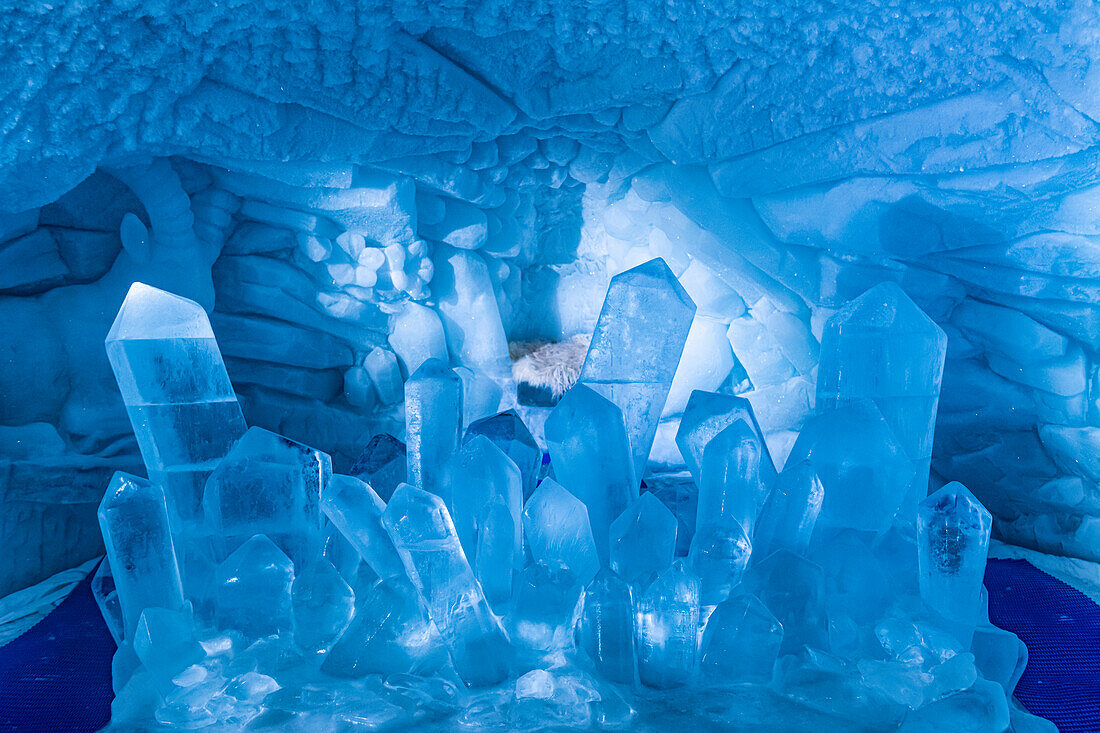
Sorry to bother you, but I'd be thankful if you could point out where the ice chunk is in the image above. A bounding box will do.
[687,519,752,607]
[388,302,448,377]
[579,258,697,478]
[971,623,1028,695]
[578,569,636,684]
[320,474,405,580]
[696,421,771,540]
[699,593,783,683]
[202,426,329,569]
[740,550,828,654]
[105,282,247,521]
[675,390,778,490]
[752,459,824,558]
[817,283,948,508]
[404,358,463,499]
[465,410,542,501]
[348,433,407,502]
[442,436,522,609]
[544,385,636,565]
[609,492,677,588]
[382,484,511,687]
[454,366,504,427]
[522,478,600,586]
[917,482,992,647]
[132,606,205,689]
[98,472,185,640]
[362,347,403,405]
[785,400,913,535]
[636,560,700,688]
[663,316,736,417]
[321,575,447,679]
[213,534,294,640]
[92,560,124,646]
[505,564,583,653]
[291,560,355,654]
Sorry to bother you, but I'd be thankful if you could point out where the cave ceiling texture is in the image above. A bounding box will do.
[1,0,1100,597]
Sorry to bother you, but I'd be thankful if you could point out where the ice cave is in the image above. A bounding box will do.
[1,1,1098,731]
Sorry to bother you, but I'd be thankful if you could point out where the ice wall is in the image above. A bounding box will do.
[2,0,1099,595]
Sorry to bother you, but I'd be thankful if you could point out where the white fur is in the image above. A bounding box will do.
[510,334,591,398]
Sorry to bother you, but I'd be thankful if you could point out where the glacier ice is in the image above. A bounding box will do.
[86,275,1055,730]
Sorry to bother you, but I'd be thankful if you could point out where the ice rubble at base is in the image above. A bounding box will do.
[94,272,1052,731]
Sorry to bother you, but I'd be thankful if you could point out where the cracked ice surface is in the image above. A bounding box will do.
[0,0,1099,633]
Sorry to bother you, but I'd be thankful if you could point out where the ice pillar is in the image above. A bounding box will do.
[579,258,696,479]
[105,282,246,521]
[405,358,463,498]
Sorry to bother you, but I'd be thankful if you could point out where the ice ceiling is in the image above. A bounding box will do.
[2,0,1100,596]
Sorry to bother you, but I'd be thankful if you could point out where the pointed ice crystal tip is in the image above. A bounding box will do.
[106,282,214,343]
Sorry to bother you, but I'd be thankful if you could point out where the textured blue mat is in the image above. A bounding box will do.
[0,558,1094,731]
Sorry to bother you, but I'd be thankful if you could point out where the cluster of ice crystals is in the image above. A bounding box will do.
[96,268,1042,730]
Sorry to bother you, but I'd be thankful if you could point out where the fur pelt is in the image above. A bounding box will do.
[509,334,591,399]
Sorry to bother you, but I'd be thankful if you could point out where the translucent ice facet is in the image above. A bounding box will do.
[321,474,405,580]
[348,433,406,502]
[545,385,637,565]
[752,459,824,558]
[522,478,600,586]
[579,258,696,479]
[382,484,511,687]
[817,282,948,509]
[741,550,828,654]
[98,471,185,640]
[203,426,330,568]
[785,400,913,535]
[440,435,522,607]
[971,623,1028,695]
[675,390,778,490]
[322,576,447,679]
[636,560,700,688]
[699,593,783,683]
[917,482,992,646]
[214,534,294,640]
[133,605,205,689]
[696,421,770,539]
[609,492,677,588]
[505,564,584,653]
[405,358,463,498]
[105,282,247,521]
[291,559,355,654]
[687,519,752,606]
[465,410,542,501]
[92,560,124,645]
[578,569,636,684]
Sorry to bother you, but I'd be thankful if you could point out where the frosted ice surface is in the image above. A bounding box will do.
[579,258,696,479]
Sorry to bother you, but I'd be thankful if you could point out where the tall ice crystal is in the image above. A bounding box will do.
[578,258,696,479]
[105,282,247,521]
[405,358,463,498]
[817,282,948,509]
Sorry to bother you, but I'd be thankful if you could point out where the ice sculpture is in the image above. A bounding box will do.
[93,277,1050,731]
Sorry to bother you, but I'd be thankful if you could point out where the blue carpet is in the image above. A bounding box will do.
[0,558,1095,731]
